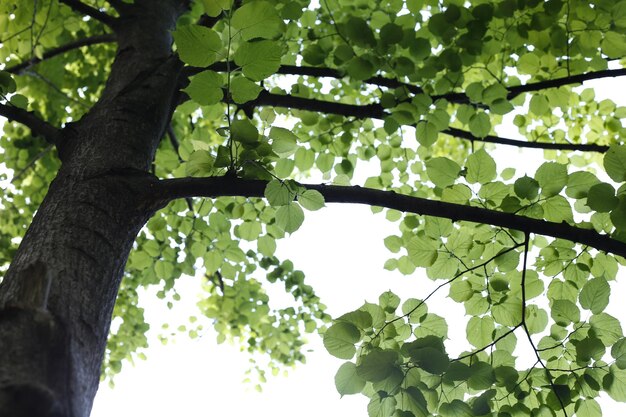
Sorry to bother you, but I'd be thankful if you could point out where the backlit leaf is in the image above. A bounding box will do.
[231,1,284,41]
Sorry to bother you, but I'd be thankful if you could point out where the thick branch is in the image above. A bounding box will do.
[154,176,626,258]
[0,103,61,144]
[246,91,608,153]
[6,34,116,74]
[59,0,117,26]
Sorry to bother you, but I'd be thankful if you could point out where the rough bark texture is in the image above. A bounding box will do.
[0,2,187,416]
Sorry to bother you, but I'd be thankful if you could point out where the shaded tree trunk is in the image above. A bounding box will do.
[0,2,187,416]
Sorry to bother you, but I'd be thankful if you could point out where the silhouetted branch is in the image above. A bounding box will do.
[204,63,626,106]
[59,0,117,26]
[507,68,626,100]
[6,34,116,74]
[443,127,609,153]
[245,91,609,153]
[0,103,61,144]
[203,62,424,95]
[155,176,626,258]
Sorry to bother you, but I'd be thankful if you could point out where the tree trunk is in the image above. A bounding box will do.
[0,2,186,415]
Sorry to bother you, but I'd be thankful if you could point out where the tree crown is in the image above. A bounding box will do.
[2,0,626,415]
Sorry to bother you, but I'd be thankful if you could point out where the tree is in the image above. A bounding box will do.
[2,0,626,415]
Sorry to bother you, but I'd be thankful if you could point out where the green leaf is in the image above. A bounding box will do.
[269,127,298,156]
[238,221,261,241]
[468,362,495,390]
[344,17,375,47]
[587,183,618,212]
[356,349,398,382]
[542,196,573,223]
[257,235,276,256]
[379,23,403,45]
[612,338,626,369]
[231,1,284,41]
[233,40,283,81]
[367,395,396,417]
[399,387,428,417]
[173,25,221,67]
[302,44,326,65]
[604,145,626,182]
[202,0,231,16]
[551,299,580,326]
[602,31,626,58]
[580,277,610,314]
[230,76,262,104]
[185,150,214,176]
[407,236,438,267]
[347,57,375,80]
[265,180,293,206]
[525,305,548,335]
[410,347,449,374]
[275,203,305,233]
[468,112,491,137]
[466,149,497,184]
[566,171,600,199]
[184,71,223,106]
[335,362,366,395]
[0,71,17,95]
[591,313,623,345]
[379,290,400,313]
[230,119,258,144]
[426,157,461,188]
[604,365,626,402]
[514,176,540,199]
[297,189,325,211]
[413,314,448,338]
[9,94,28,109]
[337,310,372,330]
[575,398,602,417]
[529,94,550,116]
[466,316,495,348]
[492,296,522,326]
[439,400,473,417]
[323,322,360,359]
[535,162,568,197]
[415,121,439,147]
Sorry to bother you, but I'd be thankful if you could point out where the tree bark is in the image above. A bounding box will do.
[0,2,187,415]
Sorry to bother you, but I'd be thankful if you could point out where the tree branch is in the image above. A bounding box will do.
[443,127,609,153]
[507,68,626,100]
[244,91,608,153]
[154,176,626,258]
[0,103,61,144]
[5,34,116,75]
[58,0,117,26]
[203,62,424,95]
[206,63,626,105]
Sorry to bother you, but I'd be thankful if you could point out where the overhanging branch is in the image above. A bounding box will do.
[6,34,116,75]
[443,127,609,153]
[245,91,608,153]
[154,176,626,258]
[0,103,61,144]
[507,68,626,100]
[205,63,626,106]
[59,0,117,26]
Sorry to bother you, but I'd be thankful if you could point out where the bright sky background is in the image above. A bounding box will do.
[90,76,626,416]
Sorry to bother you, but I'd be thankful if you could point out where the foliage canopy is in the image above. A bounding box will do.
[3,0,626,416]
